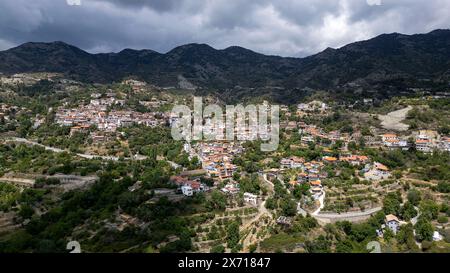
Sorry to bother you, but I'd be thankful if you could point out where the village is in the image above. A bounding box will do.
[0,74,449,253]
[54,91,169,139]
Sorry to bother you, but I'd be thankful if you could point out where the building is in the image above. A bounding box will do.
[181,185,193,196]
[382,133,408,149]
[374,162,390,177]
[280,156,305,169]
[170,175,208,195]
[221,183,240,195]
[385,214,400,234]
[439,136,450,152]
[276,216,292,226]
[243,192,258,206]
[381,134,398,144]
[364,162,390,181]
[339,155,369,166]
[309,180,323,200]
[415,139,433,153]
[322,156,338,164]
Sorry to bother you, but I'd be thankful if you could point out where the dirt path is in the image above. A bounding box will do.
[378,106,412,131]
[239,174,276,251]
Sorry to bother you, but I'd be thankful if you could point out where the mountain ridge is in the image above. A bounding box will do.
[1,29,449,98]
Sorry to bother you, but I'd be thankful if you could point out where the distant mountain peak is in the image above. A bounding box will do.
[167,43,216,54]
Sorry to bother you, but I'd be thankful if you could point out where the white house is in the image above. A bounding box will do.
[221,183,240,195]
[385,214,400,234]
[416,139,433,153]
[181,185,194,197]
[243,192,258,206]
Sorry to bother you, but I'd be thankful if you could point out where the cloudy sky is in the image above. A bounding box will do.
[0,0,449,57]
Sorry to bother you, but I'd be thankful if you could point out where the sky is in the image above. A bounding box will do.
[0,0,449,57]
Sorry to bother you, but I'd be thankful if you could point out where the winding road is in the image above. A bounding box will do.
[260,172,382,223]
[4,137,149,161]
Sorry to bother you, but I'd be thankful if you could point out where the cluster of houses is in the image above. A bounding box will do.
[170,174,210,197]
[381,133,409,149]
[282,105,450,155]
[221,182,240,195]
[291,122,355,146]
[181,141,263,205]
[55,92,168,137]
[278,157,327,200]
[122,79,147,92]
[381,130,450,153]
[322,155,369,166]
[188,142,243,181]
[139,97,169,109]
[321,153,390,182]
[296,100,329,115]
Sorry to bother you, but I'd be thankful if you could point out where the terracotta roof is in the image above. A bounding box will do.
[375,163,389,171]
[385,139,400,143]
[323,156,337,162]
[385,214,399,222]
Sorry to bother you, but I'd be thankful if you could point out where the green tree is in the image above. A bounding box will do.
[305,235,331,253]
[265,197,277,210]
[407,189,422,206]
[415,217,434,242]
[437,181,450,193]
[280,198,297,216]
[226,221,240,249]
[419,200,439,220]
[210,244,225,253]
[383,192,402,215]
[396,224,419,251]
[208,190,227,211]
[400,202,418,221]
[18,204,34,219]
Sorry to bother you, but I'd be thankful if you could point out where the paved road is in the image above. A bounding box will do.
[311,190,326,216]
[411,206,421,225]
[314,206,382,223]
[261,174,274,191]
[5,137,148,161]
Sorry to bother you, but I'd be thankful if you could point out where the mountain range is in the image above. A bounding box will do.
[1,29,449,101]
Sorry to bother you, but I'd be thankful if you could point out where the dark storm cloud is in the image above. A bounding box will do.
[0,0,449,56]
